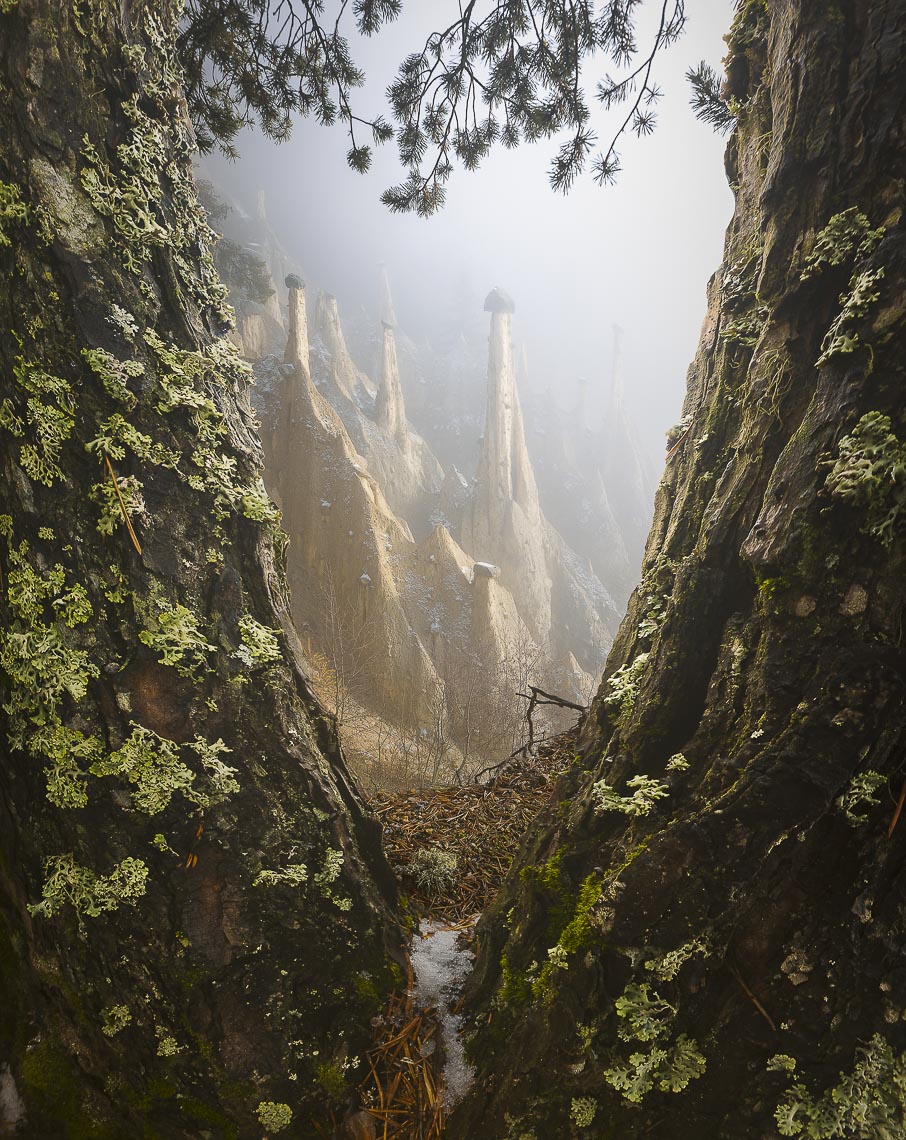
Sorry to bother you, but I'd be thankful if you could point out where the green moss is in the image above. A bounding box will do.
[557,875,604,956]
[521,852,572,939]
[313,1059,347,1100]
[498,952,534,1008]
[20,1039,106,1138]
[757,575,789,605]
[353,972,380,1005]
[181,1097,237,1136]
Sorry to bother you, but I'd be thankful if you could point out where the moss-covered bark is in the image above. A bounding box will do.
[452,1,906,1136]
[0,2,402,1135]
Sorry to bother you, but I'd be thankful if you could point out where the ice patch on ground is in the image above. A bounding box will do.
[410,920,475,1107]
[0,1062,26,1131]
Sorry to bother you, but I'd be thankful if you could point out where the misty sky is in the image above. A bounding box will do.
[203,1,735,459]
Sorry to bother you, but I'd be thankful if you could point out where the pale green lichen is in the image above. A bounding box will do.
[82,346,142,408]
[666,753,689,772]
[614,984,676,1042]
[315,848,352,911]
[817,266,885,366]
[801,208,884,280]
[408,848,458,894]
[90,723,202,815]
[254,864,309,888]
[602,652,650,719]
[0,398,24,436]
[603,1035,706,1103]
[89,471,144,537]
[719,304,769,349]
[27,853,148,920]
[836,769,887,825]
[602,978,706,1103]
[86,412,180,469]
[0,180,28,245]
[593,774,669,817]
[240,477,281,524]
[191,736,239,800]
[0,532,99,757]
[32,722,102,809]
[101,1004,132,1036]
[138,603,215,680]
[569,1096,597,1128]
[154,1025,183,1057]
[773,1035,906,1137]
[610,1039,706,1098]
[12,361,76,486]
[644,938,709,982]
[235,615,282,667]
[256,1101,293,1133]
[107,304,139,342]
[825,412,905,545]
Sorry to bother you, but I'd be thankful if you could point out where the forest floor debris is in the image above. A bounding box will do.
[352,730,577,1135]
[369,728,577,924]
[352,958,446,1139]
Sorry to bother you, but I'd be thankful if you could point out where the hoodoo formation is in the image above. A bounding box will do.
[209,211,643,777]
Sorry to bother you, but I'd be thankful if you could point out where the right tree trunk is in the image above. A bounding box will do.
[452,2,906,1136]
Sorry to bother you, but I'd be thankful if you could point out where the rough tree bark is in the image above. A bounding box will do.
[452,1,906,1136]
[0,2,401,1136]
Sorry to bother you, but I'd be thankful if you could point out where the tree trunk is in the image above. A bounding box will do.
[0,3,401,1136]
[452,1,906,1136]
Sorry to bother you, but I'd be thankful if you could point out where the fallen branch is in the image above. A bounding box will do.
[888,776,906,838]
[731,965,776,1032]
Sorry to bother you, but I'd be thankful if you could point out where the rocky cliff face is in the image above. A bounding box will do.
[452,1,906,1136]
[0,5,402,1136]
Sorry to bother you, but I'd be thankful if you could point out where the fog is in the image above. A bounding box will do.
[202,0,734,462]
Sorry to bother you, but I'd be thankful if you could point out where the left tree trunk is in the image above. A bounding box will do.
[0,3,401,1136]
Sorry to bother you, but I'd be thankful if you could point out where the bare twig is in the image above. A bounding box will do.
[888,776,906,838]
[104,453,142,555]
[731,966,776,1032]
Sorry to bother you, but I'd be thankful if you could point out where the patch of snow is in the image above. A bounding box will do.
[472,562,501,580]
[410,921,476,1108]
[0,1063,26,1130]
